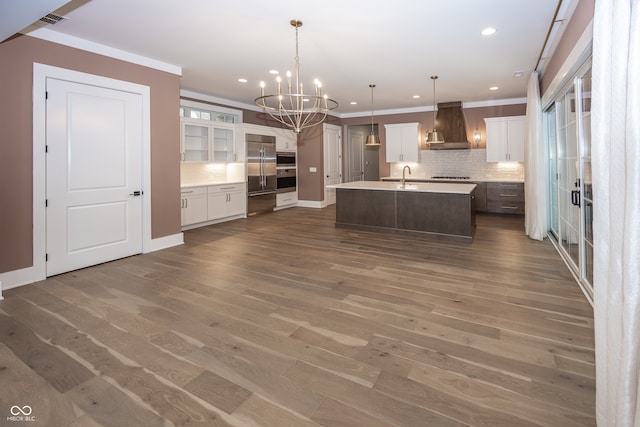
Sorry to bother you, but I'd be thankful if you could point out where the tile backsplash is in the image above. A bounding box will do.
[389,149,524,181]
[181,162,245,186]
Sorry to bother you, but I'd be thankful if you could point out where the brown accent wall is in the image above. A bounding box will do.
[0,35,181,274]
[541,0,595,95]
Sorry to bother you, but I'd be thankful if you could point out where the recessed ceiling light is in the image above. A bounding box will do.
[269,70,279,75]
[238,78,248,83]
[513,71,523,78]
[350,101,357,105]
[490,86,499,91]
[481,27,497,36]
[413,95,420,99]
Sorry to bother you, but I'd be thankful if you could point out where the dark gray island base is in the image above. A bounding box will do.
[330,181,477,243]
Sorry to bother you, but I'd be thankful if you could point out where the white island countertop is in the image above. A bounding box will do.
[327,181,476,194]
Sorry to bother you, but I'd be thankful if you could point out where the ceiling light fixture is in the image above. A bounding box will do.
[238,78,248,83]
[490,86,499,91]
[365,84,381,147]
[481,27,497,36]
[426,76,444,145]
[255,19,338,134]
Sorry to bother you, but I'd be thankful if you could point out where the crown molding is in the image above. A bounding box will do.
[25,28,182,75]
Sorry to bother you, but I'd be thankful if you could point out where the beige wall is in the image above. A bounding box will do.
[541,0,595,95]
[0,35,181,274]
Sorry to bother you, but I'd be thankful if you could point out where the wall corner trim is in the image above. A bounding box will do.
[296,200,327,209]
[146,233,184,253]
[0,267,38,293]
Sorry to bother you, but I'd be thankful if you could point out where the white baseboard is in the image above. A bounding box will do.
[0,232,184,296]
[146,232,184,253]
[296,200,330,209]
[0,266,39,293]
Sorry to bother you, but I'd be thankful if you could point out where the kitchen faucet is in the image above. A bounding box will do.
[402,165,411,188]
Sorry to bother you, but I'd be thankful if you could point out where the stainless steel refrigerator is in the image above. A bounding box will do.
[246,133,277,215]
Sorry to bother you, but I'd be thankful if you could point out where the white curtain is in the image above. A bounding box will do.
[524,71,547,240]
[593,0,640,426]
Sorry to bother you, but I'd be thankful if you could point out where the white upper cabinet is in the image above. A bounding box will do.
[180,118,238,163]
[384,122,421,163]
[211,126,236,162]
[181,119,210,162]
[485,116,525,162]
[272,127,297,151]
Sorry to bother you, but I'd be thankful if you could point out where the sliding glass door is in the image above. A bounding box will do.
[576,69,593,286]
[546,106,559,238]
[545,63,593,303]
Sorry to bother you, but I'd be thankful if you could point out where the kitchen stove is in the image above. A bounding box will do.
[431,176,471,180]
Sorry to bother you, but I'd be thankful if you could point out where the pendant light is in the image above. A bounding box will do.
[426,75,445,145]
[365,84,381,147]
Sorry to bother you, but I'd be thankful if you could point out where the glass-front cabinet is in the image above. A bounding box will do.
[212,127,235,162]
[179,103,241,163]
[180,119,237,163]
[181,120,210,162]
[544,62,593,303]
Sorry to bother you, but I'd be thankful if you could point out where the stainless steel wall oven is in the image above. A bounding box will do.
[276,168,296,193]
[276,151,296,167]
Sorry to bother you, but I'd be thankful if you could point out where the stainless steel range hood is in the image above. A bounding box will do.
[428,101,470,150]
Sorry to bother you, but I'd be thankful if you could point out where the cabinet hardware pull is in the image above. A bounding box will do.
[500,205,518,209]
[182,190,194,194]
[220,187,234,190]
[499,194,518,197]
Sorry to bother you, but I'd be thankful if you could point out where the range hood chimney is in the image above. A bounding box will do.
[428,101,470,150]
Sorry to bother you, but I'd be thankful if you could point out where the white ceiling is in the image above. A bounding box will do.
[0,0,71,41]
[14,0,575,116]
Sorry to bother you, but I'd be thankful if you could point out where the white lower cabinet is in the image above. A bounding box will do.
[181,187,208,226]
[181,183,246,229]
[207,183,246,221]
[276,191,298,208]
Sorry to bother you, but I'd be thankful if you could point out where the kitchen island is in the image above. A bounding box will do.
[328,181,477,242]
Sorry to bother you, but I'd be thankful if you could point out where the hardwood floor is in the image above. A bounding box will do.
[0,206,595,426]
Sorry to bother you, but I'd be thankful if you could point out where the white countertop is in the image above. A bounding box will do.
[181,181,245,189]
[381,176,524,183]
[327,181,476,194]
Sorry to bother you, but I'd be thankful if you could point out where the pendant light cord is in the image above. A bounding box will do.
[370,84,375,133]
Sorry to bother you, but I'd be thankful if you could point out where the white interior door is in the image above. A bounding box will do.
[46,78,143,276]
[323,124,342,205]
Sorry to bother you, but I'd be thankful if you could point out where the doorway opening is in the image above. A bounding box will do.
[345,124,380,182]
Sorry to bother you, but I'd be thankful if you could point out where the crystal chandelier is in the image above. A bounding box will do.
[255,19,338,134]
